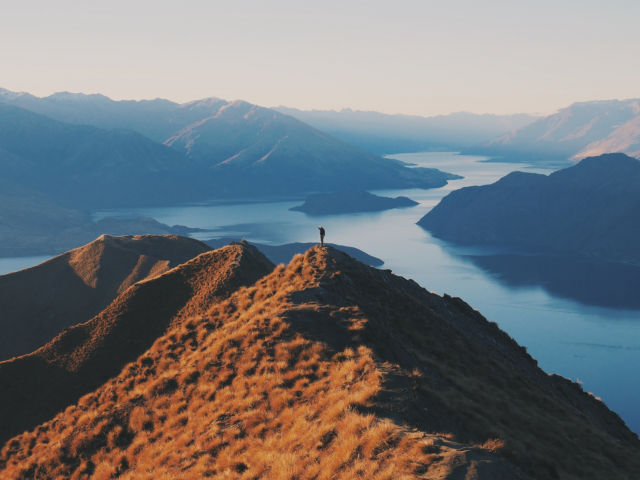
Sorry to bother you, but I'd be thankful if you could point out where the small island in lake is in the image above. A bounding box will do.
[289,191,419,214]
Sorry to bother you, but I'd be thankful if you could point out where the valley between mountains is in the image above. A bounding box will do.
[0,237,638,479]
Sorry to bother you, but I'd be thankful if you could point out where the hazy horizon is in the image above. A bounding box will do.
[2,0,639,117]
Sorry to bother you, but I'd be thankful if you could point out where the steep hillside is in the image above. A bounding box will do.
[0,90,460,197]
[165,100,460,195]
[575,114,640,160]
[0,235,212,361]
[274,106,539,154]
[0,104,198,208]
[464,99,640,163]
[418,153,640,264]
[1,246,637,479]
[0,241,274,446]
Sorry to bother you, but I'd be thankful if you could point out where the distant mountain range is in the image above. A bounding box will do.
[273,106,539,154]
[0,103,195,208]
[0,89,459,200]
[0,89,461,251]
[418,153,640,265]
[463,99,640,163]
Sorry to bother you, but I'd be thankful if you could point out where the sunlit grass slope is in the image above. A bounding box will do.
[0,234,213,362]
[0,241,274,447]
[1,246,638,479]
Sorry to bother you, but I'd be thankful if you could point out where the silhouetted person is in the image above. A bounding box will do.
[318,226,325,246]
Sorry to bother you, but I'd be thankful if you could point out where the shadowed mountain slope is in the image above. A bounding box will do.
[0,104,197,208]
[0,235,212,361]
[0,241,274,446]
[0,90,460,198]
[463,99,640,163]
[165,100,460,195]
[0,89,227,143]
[418,153,640,265]
[1,246,637,479]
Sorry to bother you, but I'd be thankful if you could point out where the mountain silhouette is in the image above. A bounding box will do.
[1,244,638,478]
[418,153,640,265]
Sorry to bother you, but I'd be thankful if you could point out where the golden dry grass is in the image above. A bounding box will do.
[0,254,438,479]
[1,246,638,479]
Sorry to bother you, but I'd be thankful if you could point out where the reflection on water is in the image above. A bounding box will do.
[3,152,639,433]
[464,251,640,310]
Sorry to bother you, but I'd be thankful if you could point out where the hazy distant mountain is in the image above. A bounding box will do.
[418,153,640,265]
[0,104,196,208]
[576,114,640,160]
[0,88,227,143]
[165,100,460,195]
[0,89,459,197]
[272,106,539,154]
[205,238,384,266]
[463,99,640,163]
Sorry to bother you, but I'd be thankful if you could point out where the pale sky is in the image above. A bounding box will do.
[1,0,639,116]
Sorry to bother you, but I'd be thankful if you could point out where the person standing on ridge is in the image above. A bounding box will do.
[318,226,325,247]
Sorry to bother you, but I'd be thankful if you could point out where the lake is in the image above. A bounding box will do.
[5,152,640,434]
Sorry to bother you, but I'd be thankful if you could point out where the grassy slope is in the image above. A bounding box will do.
[0,235,212,361]
[0,243,274,447]
[1,246,638,479]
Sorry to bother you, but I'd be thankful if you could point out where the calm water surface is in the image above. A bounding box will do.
[7,152,640,433]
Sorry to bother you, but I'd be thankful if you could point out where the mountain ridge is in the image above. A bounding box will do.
[0,241,275,446]
[0,234,213,361]
[0,244,638,478]
[463,99,640,163]
[0,91,460,200]
[273,105,539,154]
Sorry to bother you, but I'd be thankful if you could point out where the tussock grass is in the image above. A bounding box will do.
[0,251,432,479]
[1,246,638,479]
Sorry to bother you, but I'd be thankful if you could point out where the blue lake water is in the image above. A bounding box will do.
[0,255,53,276]
[4,152,639,434]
